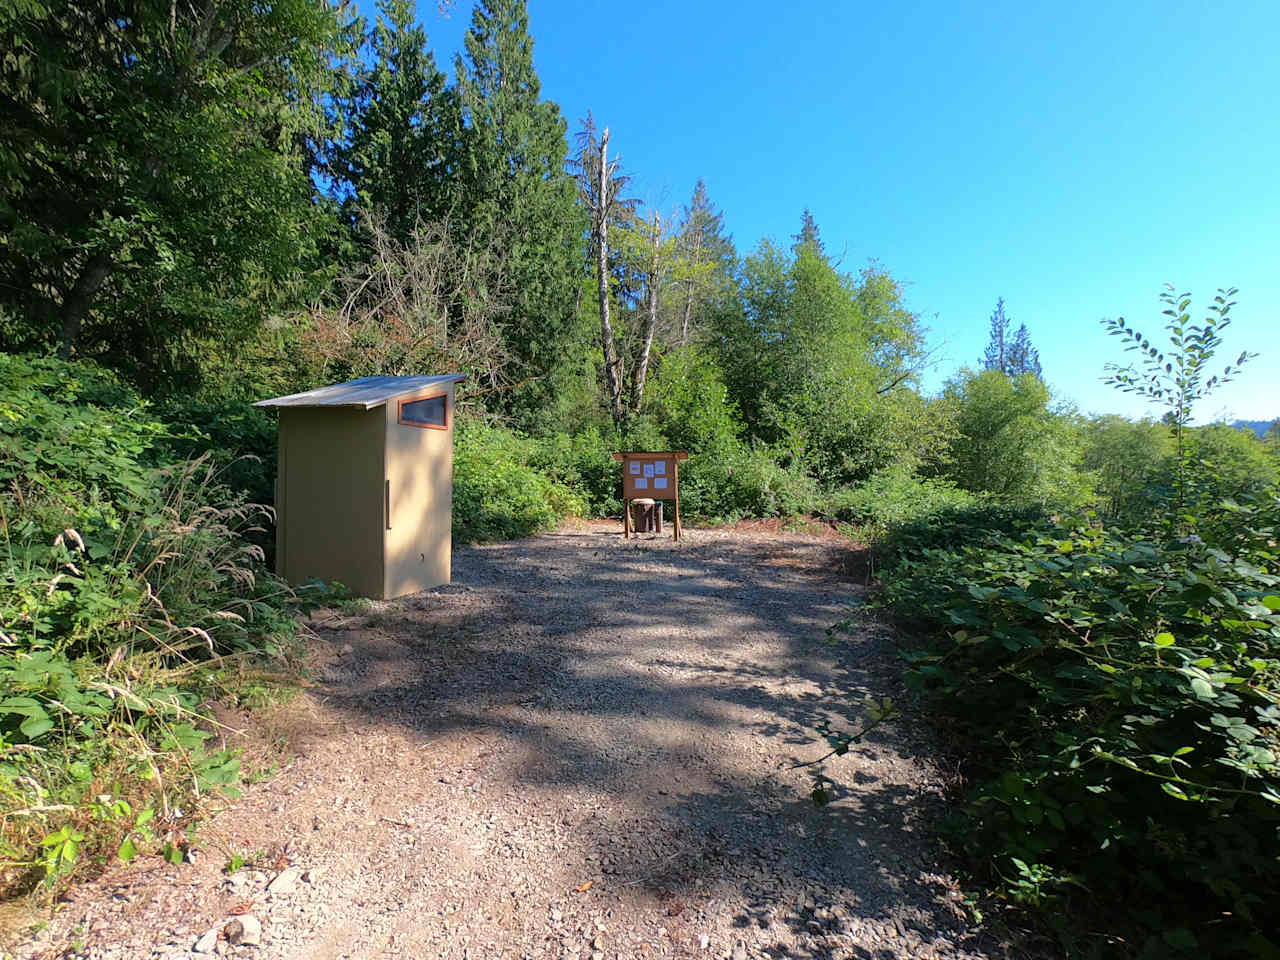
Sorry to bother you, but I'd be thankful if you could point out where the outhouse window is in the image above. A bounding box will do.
[398,392,449,429]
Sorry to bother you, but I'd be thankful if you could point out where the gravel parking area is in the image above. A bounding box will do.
[10,522,1032,960]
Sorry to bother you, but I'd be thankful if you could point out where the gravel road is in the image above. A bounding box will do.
[10,522,1032,960]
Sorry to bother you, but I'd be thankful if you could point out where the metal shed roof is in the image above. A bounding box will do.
[254,375,466,410]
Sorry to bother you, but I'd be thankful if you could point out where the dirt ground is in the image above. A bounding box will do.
[6,522,1037,960]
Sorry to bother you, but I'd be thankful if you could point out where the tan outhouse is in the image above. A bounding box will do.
[254,375,466,600]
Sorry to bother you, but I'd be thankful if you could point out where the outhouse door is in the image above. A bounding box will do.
[383,388,455,597]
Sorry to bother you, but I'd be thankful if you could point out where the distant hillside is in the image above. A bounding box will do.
[1231,419,1275,438]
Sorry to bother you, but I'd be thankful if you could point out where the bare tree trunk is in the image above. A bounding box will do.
[58,252,112,360]
[632,211,660,412]
[595,128,624,423]
[680,232,701,344]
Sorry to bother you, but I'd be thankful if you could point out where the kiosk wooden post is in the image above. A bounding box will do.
[612,451,688,541]
[673,458,682,540]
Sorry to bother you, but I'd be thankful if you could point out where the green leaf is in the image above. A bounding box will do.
[118,838,138,862]
[1262,595,1280,612]
[1189,677,1215,700]
[1161,782,1189,800]
[1,696,47,718]
[1152,632,1175,647]
[20,714,54,739]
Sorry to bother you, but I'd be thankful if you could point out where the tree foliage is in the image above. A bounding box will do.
[939,368,1087,506]
[0,0,343,391]
[300,211,514,395]
[716,223,938,485]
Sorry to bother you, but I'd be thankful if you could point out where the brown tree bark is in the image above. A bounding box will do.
[58,252,112,360]
[631,210,660,412]
[594,128,624,423]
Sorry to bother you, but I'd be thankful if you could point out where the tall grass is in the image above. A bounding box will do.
[0,356,308,896]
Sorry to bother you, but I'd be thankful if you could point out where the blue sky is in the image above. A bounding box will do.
[415,0,1278,423]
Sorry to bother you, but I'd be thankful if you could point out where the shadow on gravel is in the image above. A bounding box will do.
[309,527,1022,958]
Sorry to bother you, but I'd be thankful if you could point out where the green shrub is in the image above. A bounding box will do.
[1184,424,1279,512]
[530,426,621,517]
[678,442,821,521]
[823,465,977,537]
[453,419,586,542]
[874,502,1280,957]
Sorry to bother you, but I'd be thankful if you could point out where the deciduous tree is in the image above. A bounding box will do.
[0,0,342,391]
[301,211,513,395]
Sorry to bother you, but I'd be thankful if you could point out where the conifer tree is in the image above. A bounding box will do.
[453,0,583,410]
[981,298,1011,373]
[675,179,736,342]
[1008,322,1042,378]
[339,0,454,248]
[792,208,825,258]
[981,299,1041,377]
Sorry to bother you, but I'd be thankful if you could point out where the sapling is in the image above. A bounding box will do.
[1101,285,1256,519]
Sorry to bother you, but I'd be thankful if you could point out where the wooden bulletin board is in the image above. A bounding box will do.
[611,451,688,540]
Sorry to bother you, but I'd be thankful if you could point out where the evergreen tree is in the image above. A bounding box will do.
[792,208,825,258]
[1008,322,1042,378]
[981,299,1041,377]
[981,298,1011,373]
[453,0,584,413]
[339,0,454,248]
[674,179,736,342]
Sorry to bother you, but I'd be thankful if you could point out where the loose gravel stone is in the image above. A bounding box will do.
[266,868,300,896]
[225,915,261,946]
[192,927,219,954]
